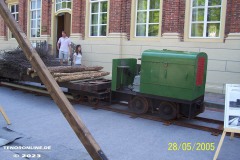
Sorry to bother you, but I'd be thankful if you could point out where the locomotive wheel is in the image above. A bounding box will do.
[88,96,99,106]
[76,96,85,102]
[129,96,149,114]
[74,95,87,102]
[72,94,82,101]
[158,101,177,120]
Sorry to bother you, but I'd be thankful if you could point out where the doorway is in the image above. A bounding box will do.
[56,13,71,56]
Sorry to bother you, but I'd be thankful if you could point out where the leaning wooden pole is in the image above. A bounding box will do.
[0,1,108,160]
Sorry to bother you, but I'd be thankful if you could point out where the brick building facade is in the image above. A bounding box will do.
[0,0,240,94]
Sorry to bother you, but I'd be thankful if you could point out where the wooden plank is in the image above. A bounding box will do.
[224,128,240,134]
[0,106,11,125]
[230,132,234,140]
[48,66,103,73]
[55,72,110,82]
[214,128,240,160]
[213,131,226,160]
[0,2,107,160]
[69,77,103,83]
[52,71,99,77]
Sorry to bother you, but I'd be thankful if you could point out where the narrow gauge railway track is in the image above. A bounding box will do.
[1,81,239,138]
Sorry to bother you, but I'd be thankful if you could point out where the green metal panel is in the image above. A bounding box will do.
[111,58,137,91]
[142,49,198,65]
[140,49,208,101]
[141,62,195,89]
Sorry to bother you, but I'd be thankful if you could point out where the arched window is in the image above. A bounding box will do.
[56,0,72,12]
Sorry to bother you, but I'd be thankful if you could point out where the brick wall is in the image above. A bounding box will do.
[120,0,132,39]
[228,0,240,33]
[19,0,27,34]
[125,0,131,39]
[0,1,7,37]
[0,15,5,37]
[178,0,185,41]
[72,0,81,34]
[41,0,51,35]
[162,0,180,33]
[109,0,131,39]
[109,0,122,33]
[80,0,86,38]
[23,0,28,34]
[223,0,240,37]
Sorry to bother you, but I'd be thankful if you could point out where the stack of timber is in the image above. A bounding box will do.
[27,66,110,82]
[0,48,57,80]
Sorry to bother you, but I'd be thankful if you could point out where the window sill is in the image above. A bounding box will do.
[130,36,161,41]
[84,35,110,41]
[184,37,224,43]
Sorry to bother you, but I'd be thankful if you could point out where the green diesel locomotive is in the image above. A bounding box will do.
[111,49,208,120]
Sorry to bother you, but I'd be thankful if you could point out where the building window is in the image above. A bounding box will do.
[135,0,160,37]
[89,0,108,37]
[10,4,19,38]
[190,0,222,38]
[30,0,41,37]
[56,0,72,12]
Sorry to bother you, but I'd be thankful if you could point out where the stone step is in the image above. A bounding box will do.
[204,92,225,110]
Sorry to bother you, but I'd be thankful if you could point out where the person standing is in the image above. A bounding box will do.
[57,31,71,65]
[73,45,82,66]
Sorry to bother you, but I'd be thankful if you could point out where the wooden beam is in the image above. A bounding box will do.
[213,131,226,160]
[0,106,11,125]
[0,1,108,160]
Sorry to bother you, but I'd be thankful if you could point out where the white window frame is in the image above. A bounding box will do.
[135,0,161,37]
[89,0,108,37]
[55,0,72,12]
[189,0,222,39]
[9,3,19,39]
[30,0,41,38]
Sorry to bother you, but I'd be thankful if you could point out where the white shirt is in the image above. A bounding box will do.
[58,37,71,52]
[73,53,82,65]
